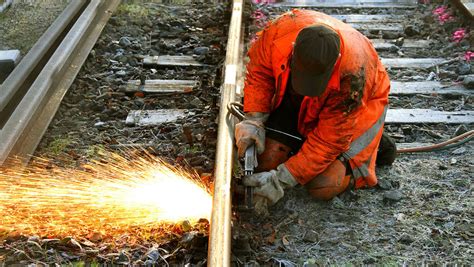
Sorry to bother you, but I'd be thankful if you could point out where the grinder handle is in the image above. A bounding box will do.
[243,145,258,210]
[244,145,258,173]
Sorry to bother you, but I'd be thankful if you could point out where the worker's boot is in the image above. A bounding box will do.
[376,132,397,166]
[256,137,292,172]
[305,159,351,201]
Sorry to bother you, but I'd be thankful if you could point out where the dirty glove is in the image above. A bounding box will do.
[252,196,271,217]
[235,112,269,157]
[243,164,298,207]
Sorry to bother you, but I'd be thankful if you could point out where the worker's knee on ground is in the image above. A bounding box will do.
[376,132,397,166]
[256,138,292,172]
[305,160,351,201]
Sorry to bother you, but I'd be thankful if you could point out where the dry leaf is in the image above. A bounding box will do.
[266,231,276,244]
[87,232,103,243]
[80,239,96,247]
[69,238,83,251]
[134,92,145,98]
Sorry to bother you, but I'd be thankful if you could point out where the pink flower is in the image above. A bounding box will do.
[252,0,275,4]
[252,10,266,20]
[452,28,467,43]
[464,51,474,62]
[250,35,259,44]
[433,5,454,24]
[433,6,447,15]
[438,13,454,24]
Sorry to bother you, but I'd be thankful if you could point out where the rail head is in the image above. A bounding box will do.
[0,0,88,113]
[208,0,244,266]
[0,0,120,166]
[450,0,474,19]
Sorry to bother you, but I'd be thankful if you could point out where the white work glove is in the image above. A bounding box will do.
[235,112,269,158]
[243,164,298,214]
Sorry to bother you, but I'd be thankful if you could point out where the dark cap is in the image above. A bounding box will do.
[291,25,341,97]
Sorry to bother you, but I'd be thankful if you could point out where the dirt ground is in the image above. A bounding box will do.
[0,0,69,54]
[237,149,473,265]
[234,2,473,265]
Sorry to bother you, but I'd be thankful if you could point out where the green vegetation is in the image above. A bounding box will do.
[45,136,74,155]
[85,144,107,159]
[71,261,100,267]
[117,3,150,17]
[183,144,202,154]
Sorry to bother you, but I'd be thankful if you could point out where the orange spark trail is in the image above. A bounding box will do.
[0,152,212,239]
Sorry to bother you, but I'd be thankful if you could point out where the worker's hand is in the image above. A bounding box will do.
[235,112,269,157]
[243,164,298,207]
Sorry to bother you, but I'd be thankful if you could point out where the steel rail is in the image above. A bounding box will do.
[208,0,244,266]
[273,0,418,8]
[450,0,474,20]
[0,0,13,13]
[0,0,120,166]
[0,0,88,113]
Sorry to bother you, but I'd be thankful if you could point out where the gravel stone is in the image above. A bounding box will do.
[383,190,403,202]
[462,75,474,89]
[404,25,420,37]
[193,46,209,55]
[382,31,402,39]
[119,37,132,47]
[453,124,468,137]
[377,179,392,190]
[451,147,466,155]
[398,233,414,244]
[457,62,471,75]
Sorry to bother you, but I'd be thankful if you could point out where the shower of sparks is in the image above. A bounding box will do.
[0,151,212,240]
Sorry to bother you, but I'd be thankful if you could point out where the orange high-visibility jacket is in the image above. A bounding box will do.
[243,9,390,188]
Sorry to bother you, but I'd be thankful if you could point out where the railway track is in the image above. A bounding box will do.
[1,1,230,264]
[222,0,473,265]
[0,0,121,166]
[0,0,472,265]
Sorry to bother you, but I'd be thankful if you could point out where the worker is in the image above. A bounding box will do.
[235,9,396,214]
